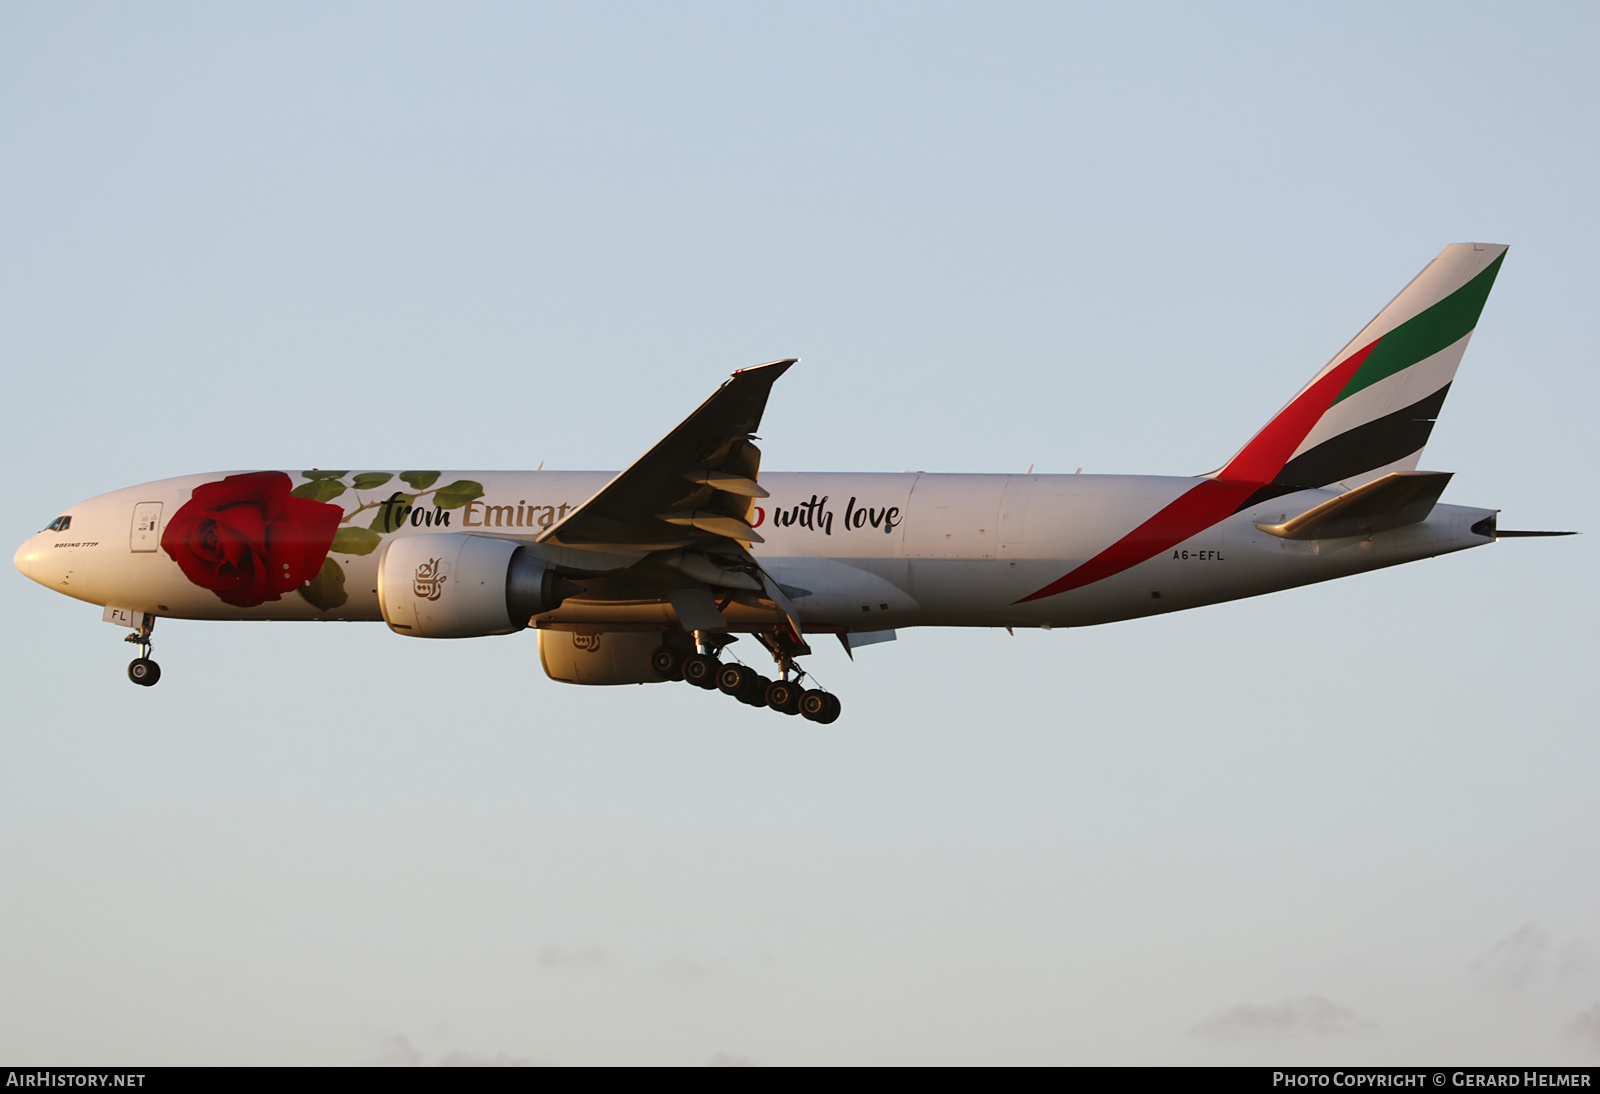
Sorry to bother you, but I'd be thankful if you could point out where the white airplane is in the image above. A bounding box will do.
[13,243,1571,722]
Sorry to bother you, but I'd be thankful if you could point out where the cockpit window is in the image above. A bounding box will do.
[44,515,71,532]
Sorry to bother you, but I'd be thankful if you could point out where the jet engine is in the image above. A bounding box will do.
[378,533,576,638]
[539,630,673,685]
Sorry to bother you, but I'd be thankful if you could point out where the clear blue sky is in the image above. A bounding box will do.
[2,1,1596,1065]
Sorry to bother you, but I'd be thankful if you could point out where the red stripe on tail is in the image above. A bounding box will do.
[1218,339,1378,482]
[1015,338,1380,603]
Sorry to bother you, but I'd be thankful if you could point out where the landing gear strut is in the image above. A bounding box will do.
[681,628,734,689]
[650,627,843,722]
[125,615,160,687]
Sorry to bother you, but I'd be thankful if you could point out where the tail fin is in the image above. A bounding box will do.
[1217,243,1507,501]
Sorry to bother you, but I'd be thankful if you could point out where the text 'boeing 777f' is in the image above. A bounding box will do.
[14,243,1572,721]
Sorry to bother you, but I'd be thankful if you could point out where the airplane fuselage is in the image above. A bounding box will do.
[14,469,1496,633]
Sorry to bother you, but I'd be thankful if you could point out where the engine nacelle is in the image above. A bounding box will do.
[379,533,574,638]
[539,630,670,685]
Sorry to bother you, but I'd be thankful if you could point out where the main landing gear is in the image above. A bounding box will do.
[650,631,842,724]
[125,615,161,687]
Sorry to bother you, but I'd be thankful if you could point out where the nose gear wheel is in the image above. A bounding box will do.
[123,615,162,687]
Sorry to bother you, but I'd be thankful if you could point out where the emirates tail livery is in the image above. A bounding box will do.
[14,243,1571,722]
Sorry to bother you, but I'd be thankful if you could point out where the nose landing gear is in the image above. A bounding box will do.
[124,615,161,687]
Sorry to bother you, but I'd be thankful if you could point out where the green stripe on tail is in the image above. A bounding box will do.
[1333,250,1505,404]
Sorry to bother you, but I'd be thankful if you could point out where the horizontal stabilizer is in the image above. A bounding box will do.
[1256,471,1452,540]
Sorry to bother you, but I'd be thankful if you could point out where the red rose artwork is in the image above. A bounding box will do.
[161,471,344,608]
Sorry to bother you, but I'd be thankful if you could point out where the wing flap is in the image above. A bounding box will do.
[657,511,765,543]
[685,472,769,498]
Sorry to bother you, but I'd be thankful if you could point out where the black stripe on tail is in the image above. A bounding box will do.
[1235,384,1451,512]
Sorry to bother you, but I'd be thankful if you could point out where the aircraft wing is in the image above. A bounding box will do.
[539,359,793,552]
[538,359,805,644]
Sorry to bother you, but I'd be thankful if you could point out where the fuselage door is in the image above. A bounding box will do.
[130,502,163,552]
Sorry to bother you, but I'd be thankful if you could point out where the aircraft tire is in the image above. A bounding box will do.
[738,675,772,706]
[682,654,720,689]
[764,680,802,715]
[798,691,840,724]
[799,689,830,722]
[649,646,683,680]
[716,664,756,697]
[128,658,161,687]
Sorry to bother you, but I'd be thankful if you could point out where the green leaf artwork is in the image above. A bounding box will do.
[291,479,348,503]
[399,470,441,490]
[351,472,393,491]
[302,470,349,481]
[329,525,382,556]
[297,558,348,612]
[433,480,484,509]
[369,493,416,533]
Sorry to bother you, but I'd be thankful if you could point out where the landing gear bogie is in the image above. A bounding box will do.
[673,629,842,722]
[679,672,840,721]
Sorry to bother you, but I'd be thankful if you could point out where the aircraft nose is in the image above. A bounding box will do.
[15,535,38,580]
